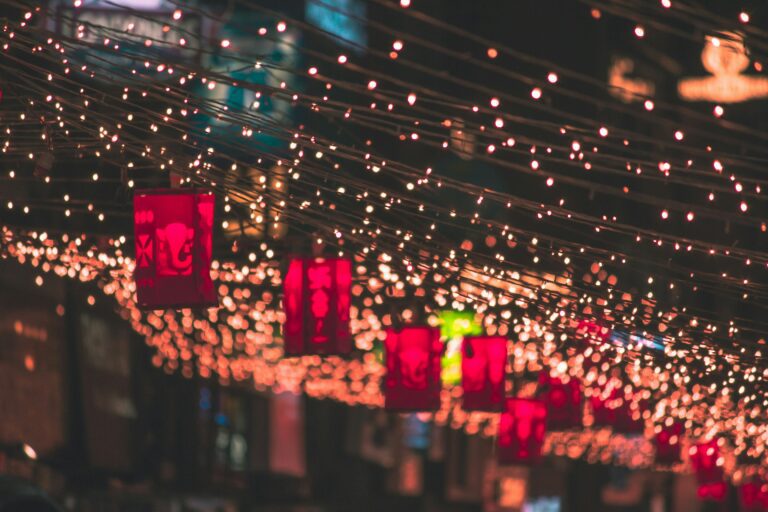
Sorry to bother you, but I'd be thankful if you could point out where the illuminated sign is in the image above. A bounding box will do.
[52,0,202,82]
[608,57,655,103]
[306,0,367,52]
[679,33,768,103]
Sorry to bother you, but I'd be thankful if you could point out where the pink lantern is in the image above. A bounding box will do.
[133,189,217,310]
[461,336,507,411]
[590,382,645,434]
[740,480,768,511]
[655,422,684,465]
[537,373,582,429]
[690,439,724,484]
[497,398,547,466]
[384,326,442,411]
[697,482,728,503]
[283,257,352,356]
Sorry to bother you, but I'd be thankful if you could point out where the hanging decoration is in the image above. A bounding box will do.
[537,373,582,430]
[461,335,507,411]
[690,439,727,502]
[497,398,547,466]
[283,257,353,356]
[384,326,442,411]
[133,189,217,310]
[740,480,768,512]
[654,422,684,465]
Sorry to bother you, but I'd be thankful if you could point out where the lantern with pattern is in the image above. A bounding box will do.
[537,373,582,430]
[283,257,352,356]
[655,422,684,465]
[497,398,547,466]
[740,480,768,511]
[384,326,442,411]
[690,439,726,502]
[461,336,507,411]
[133,189,217,310]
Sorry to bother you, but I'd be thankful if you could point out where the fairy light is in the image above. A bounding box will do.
[0,2,765,476]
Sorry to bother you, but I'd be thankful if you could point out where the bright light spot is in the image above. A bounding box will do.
[634,26,645,38]
[644,100,654,111]
[531,87,542,99]
[674,130,684,141]
[337,55,347,64]
[714,105,724,117]
[407,93,417,105]
[393,40,404,51]
[172,9,182,20]
[599,126,609,137]
[400,0,411,6]
[487,48,498,59]
[547,72,558,84]
[221,39,230,48]
[494,118,504,128]
[740,201,748,212]
[277,21,287,32]
[739,12,750,23]
[367,80,377,90]
[686,211,695,222]
[661,209,669,219]
[308,67,318,75]
[490,97,500,108]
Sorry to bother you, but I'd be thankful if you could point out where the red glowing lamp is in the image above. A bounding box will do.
[589,382,645,434]
[655,422,684,465]
[384,326,442,411]
[497,398,547,466]
[133,189,217,310]
[283,257,352,356]
[461,336,507,411]
[537,373,582,430]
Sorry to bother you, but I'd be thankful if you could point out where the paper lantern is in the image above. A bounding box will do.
[740,481,768,511]
[537,373,582,430]
[589,382,644,434]
[384,326,442,411]
[697,482,728,503]
[690,439,724,484]
[461,336,507,411]
[133,189,217,310]
[655,422,684,465]
[497,398,547,466]
[283,257,352,356]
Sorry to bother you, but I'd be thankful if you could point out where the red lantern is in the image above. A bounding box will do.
[537,373,582,429]
[740,481,768,511]
[690,439,724,484]
[384,326,442,411]
[133,189,217,310]
[697,482,728,503]
[589,382,644,434]
[461,336,507,411]
[283,257,352,356]
[497,398,547,466]
[655,422,684,465]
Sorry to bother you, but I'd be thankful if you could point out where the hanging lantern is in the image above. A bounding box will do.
[740,480,768,511]
[461,335,507,411]
[133,189,217,310]
[589,381,644,434]
[497,398,547,466]
[537,373,582,430]
[655,422,684,465]
[697,482,728,503]
[283,257,352,356]
[384,326,442,411]
[689,439,724,484]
